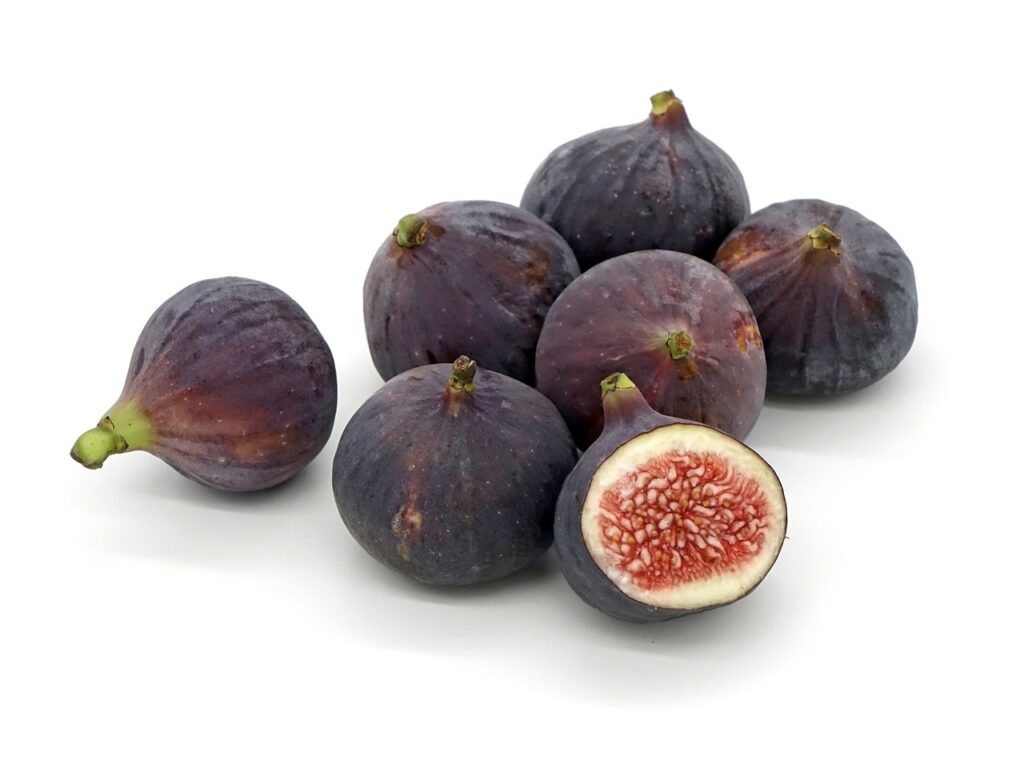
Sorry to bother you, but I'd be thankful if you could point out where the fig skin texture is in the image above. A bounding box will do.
[521,90,749,271]
[363,200,580,384]
[70,277,337,492]
[535,249,766,447]
[714,199,918,395]
[555,374,786,623]
[332,357,578,586]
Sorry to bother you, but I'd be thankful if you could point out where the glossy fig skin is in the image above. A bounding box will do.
[556,393,682,622]
[112,278,336,491]
[521,92,749,271]
[535,250,766,447]
[333,361,578,586]
[555,380,785,623]
[363,200,580,384]
[714,199,918,395]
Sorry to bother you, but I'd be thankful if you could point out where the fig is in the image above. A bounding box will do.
[714,199,918,395]
[555,373,786,622]
[333,356,577,586]
[363,200,579,384]
[70,277,337,491]
[535,249,766,447]
[521,89,749,271]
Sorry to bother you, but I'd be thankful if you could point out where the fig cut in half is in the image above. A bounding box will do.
[555,373,786,622]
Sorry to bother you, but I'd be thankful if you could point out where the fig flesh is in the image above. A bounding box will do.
[333,357,578,586]
[555,374,786,622]
[535,249,766,447]
[363,200,579,384]
[71,277,337,491]
[521,90,749,271]
[714,199,918,395]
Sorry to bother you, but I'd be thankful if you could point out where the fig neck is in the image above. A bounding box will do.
[71,401,154,469]
[600,372,654,427]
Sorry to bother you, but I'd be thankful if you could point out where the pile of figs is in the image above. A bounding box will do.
[72,90,917,623]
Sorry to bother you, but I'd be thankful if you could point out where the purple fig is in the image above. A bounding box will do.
[363,200,579,384]
[71,277,337,492]
[555,373,786,622]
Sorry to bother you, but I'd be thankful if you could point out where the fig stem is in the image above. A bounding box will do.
[805,224,842,256]
[649,90,688,125]
[600,372,636,397]
[394,214,428,248]
[70,401,155,470]
[650,90,681,116]
[449,355,478,394]
[666,331,695,360]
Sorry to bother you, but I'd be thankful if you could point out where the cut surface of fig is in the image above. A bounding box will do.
[555,373,785,621]
[581,423,785,610]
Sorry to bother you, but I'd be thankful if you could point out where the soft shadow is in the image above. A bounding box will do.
[746,346,932,457]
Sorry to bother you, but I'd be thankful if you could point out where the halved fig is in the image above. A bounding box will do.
[555,373,786,622]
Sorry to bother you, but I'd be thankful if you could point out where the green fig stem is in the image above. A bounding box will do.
[601,372,637,398]
[394,214,428,248]
[448,355,478,394]
[666,331,695,360]
[650,90,688,124]
[805,224,842,259]
[71,401,155,470]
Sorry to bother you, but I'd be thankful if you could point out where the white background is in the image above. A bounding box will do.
[2,1,1021,765]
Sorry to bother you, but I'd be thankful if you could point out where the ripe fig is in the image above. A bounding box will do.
[714,199,918,395]
[333,356,577,586]
[363,200,579,384]
[535,249,766,447]
[555,374,786,622]
[521,89,749,271]
[70,277,337,491]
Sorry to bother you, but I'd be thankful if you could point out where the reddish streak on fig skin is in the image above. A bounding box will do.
[597,451,769,590]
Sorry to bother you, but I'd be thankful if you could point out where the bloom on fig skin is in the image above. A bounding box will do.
[333,356,578,586]
[522,90,749,270]
[71,277,337,492]
[714,199,918,395]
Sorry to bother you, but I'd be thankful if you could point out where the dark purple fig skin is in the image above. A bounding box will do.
[521,92,749,271]
[535,250,766,447]
[555,380,785,623]
[714,199,918,395]
[363,200,580,384]
[332,360,577,586]
[116,277,336,491]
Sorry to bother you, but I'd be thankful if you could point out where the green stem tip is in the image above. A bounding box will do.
[449,355,478,393]
[666,331,695,360]
[805,223,842,255]
[70,402,154,470]
[600,372,636,398]
[650,89,683,117]
[394,214,428,248]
